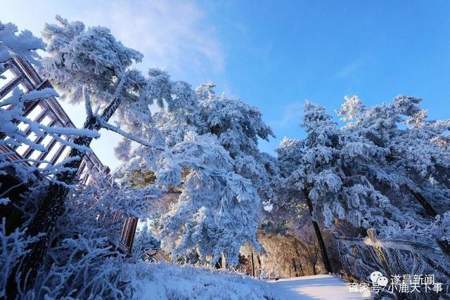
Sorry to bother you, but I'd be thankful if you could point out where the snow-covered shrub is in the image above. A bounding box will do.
[132,223,161,260]
[17,176,159,299]
[433,212,450,244]
[0,219,40,298]
[55,173,162,254]
[23,236,130,300]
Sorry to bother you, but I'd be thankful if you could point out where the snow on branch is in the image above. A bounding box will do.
[0,21,44,65]
[83,87,94,119]
[99,119,164,151]
[15,115,97,152]
[0,88,58,107]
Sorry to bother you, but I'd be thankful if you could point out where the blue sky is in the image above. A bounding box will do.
[1,0,450,169]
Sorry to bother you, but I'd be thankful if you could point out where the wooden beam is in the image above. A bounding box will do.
[22,119,57,160]
[120,217,138,254]
[0,75,23,99]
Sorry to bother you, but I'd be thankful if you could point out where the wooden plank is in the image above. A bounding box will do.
[49,144,67,166]
[0,75,23,99]
[22,119,57,160]
[37,135,61,165]
[2,55,108,183]
[18,105,48,141]
[120,217,138,254]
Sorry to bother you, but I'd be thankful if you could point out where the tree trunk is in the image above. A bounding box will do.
[221,253,227,269]
[304,191,333,274]
[405,186,437,217]
[251,251,256,277]
[9,93,123,295]
[291,258,297,277]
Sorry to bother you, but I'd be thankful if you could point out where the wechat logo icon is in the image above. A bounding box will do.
[370,271,388,287]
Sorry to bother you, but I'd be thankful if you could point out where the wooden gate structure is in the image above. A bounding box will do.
[0,55,137,253]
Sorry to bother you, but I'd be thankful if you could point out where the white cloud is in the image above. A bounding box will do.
[0,0,224,82]
[270,101,304,129]
[81,0,224,80]
[336,58,364,79]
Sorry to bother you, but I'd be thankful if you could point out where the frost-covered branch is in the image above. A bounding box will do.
[0,88,58,107]
[15,115,96,153]
[83,87,94,119]
[99,119,164,151]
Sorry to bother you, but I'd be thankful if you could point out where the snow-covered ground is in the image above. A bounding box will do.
[129,263,367,300]
[129,262,277,299]
[268,275,367,300]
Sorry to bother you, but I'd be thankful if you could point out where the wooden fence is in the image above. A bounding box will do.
[0,55,137,253]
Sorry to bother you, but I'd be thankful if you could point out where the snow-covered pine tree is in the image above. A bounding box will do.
[196,84,280,212]
[42,15,148,158]
[339,95,450,218]
[277,101,400,273]
[157,133,262,266]
[277,102,340,273]
[338,95,450,251]
[115,82,278,266]
[278,97,450,283]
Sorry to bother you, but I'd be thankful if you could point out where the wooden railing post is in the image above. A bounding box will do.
[120,217,138,254]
